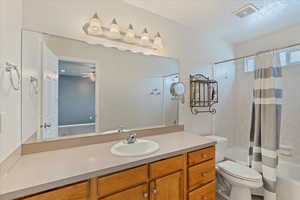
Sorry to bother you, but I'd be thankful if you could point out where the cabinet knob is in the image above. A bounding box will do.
[202,154,209,158]
[202,196,208,200]
[201,172,209,177]
[143,192,149,198]
[152,189,158,194]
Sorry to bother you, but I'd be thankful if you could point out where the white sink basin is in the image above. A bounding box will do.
[111,139,160,157]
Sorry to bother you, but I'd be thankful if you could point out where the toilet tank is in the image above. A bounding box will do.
[205,135,228,162]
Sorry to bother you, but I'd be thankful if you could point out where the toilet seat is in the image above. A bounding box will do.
[217,160,262,182]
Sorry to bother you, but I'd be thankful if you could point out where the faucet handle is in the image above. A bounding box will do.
[118,126,125,133]
[118,126,131,133]
[126,132,137,144]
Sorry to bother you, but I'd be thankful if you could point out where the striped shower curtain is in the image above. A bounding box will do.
[249,52,282,200]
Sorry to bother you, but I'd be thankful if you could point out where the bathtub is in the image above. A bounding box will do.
[278,161,300,200]
[224,146,300,200]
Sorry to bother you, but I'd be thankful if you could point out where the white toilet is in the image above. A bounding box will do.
[206,136,263,200]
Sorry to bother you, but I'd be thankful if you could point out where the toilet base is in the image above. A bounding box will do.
[230,185,251,200]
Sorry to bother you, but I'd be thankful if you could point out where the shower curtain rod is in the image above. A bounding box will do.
[214,41,300,65]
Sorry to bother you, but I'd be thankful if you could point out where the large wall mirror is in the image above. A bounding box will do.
[21,30,180,144]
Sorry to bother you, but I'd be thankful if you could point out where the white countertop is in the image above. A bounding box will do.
[0,132,216,200]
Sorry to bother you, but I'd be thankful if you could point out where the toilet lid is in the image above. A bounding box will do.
[218,160,262,182]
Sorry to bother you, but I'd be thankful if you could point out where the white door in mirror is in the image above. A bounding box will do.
[111,139,160,157]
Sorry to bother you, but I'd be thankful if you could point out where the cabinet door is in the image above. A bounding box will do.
[150,171,183,200]
[21,182,89,200]
[101,184,149,200]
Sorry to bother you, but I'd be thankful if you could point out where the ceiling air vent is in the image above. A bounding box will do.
[233,3,258,18]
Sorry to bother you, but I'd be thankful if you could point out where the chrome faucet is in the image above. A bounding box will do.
[126,133,137,144]
[118,126,137,144]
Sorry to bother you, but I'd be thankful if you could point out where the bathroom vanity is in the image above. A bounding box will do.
[0,132,216,200]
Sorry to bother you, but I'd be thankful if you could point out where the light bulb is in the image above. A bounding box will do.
[108,18,121,39]
[153,32,163,49]
[87,13,103,35]
[124,24,136,43]
[140,28,150,46]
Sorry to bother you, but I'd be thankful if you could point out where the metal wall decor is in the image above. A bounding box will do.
[190,74,218,114]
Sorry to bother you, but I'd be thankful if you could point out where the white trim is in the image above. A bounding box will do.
[59,123,95,128]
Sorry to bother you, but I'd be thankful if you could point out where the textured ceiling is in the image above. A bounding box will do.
[124,0,300,43]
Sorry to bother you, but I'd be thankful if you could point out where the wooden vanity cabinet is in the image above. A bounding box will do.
[19,146,215,200]
[150,171,183,200]
[187,146,216,200]
[149,155,184,179]
[100,184,148,200]
[188,181,216,200]
[97,165,148,197]
[20,181,89,200]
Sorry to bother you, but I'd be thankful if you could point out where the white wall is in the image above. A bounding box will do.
[21,31,43,142]
[213,61,237,146]
[234,24,300,164]
[22,0,185,58]
[0,0,22,163]
[22,0,235,137]
[178,35,235,137]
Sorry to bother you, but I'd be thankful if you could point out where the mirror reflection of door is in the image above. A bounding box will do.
[41,43,59,139]
[163,74,179,126]
[41,45,96,139]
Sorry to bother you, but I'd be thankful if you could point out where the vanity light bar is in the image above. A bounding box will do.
[82,13,163,50]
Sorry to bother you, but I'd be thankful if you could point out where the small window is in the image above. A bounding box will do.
[243,49,300,73]
[289,50,300,64]
[244,57,255,72]
[279,52,287,66]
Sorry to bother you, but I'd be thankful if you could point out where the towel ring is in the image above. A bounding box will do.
[30,76,39,94]
[4,62,21,91]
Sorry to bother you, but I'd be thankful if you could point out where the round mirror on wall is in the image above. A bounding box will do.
[170,82,185,103]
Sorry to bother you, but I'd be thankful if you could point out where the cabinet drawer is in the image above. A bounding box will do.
[188,146,215,166]
[188,160,215,190]
[150,155,184,179]
[21,181,89,200]
[100,184,148,200]
[189,181,216,200]
[98,165,148,197]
